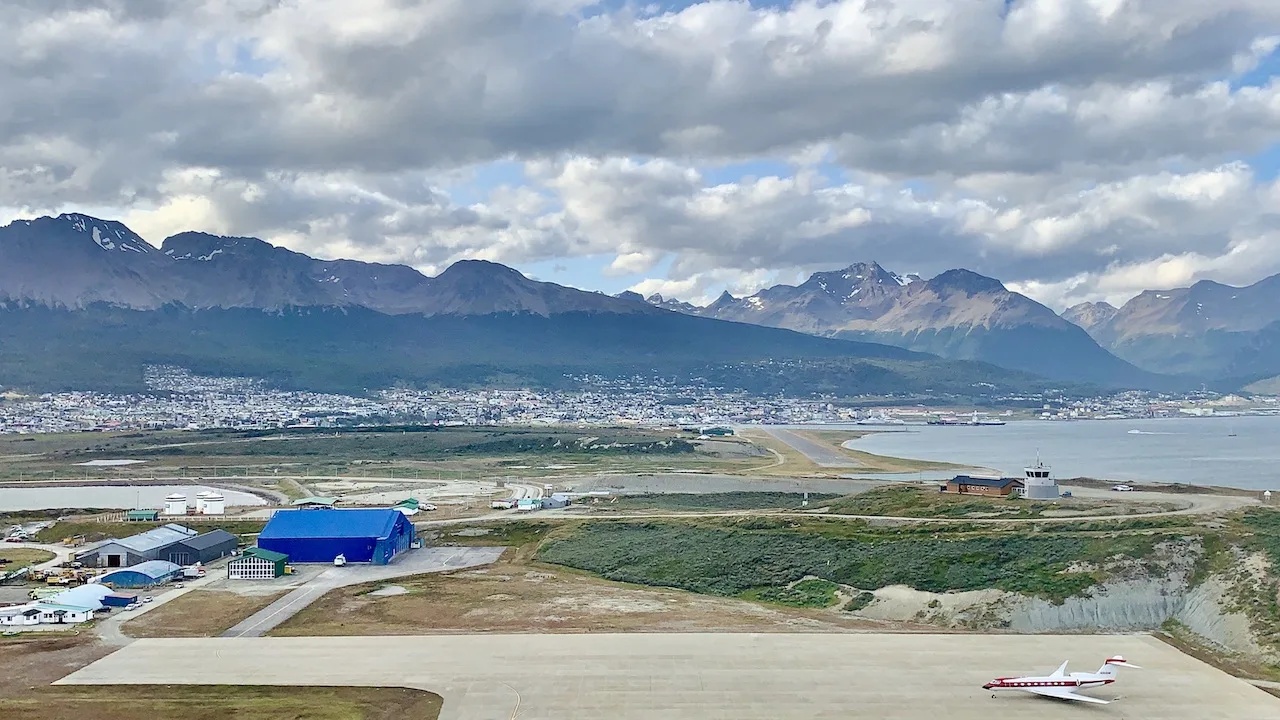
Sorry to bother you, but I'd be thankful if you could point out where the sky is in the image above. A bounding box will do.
[3,1,1280,310]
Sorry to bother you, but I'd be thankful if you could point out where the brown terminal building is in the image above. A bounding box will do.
[942,475,1025,497]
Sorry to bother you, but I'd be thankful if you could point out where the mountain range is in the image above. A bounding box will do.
[647,262,1159,387]
[0,214,650,316]
[0,214,1056,398]
[1063,275,1280,386]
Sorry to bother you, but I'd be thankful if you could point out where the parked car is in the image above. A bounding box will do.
[1111,484,1134,492]
[421,503,438,511]
[142,596,154,603]
[173,583,185,589]
[124,603,141,611]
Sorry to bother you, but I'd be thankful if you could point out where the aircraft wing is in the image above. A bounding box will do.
[1050,661,1069,678]
[1026,687,1110,704]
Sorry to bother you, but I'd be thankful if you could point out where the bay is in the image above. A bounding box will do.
[847,415,1280,491]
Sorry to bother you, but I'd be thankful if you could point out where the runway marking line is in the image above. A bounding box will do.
[228,585,324,638]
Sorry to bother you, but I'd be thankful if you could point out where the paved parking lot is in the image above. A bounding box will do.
[221,546,505,637]
[60,632,1280,720]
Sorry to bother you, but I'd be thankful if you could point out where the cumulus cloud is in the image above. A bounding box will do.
[4,0,1280,309]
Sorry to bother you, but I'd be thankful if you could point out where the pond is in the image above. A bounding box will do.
[0,484,267,512]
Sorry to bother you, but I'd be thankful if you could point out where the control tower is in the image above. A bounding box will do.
[1022,457,1059,500]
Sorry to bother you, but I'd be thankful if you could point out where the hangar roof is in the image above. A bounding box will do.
[94,560,182,582]
[259,509,405,541]
[107,524,198,553]
[172,529,238,551]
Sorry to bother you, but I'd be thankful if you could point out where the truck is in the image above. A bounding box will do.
[333,554,347,567]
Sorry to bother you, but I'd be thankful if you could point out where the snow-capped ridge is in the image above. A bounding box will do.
[57,213,151,254]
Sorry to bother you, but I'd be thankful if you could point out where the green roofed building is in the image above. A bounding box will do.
[226,547,288,580]
[125,509,160,522]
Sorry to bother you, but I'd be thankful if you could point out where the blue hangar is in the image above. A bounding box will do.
[257,508,415,564]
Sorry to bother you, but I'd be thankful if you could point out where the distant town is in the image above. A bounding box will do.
[1,366,1277,434]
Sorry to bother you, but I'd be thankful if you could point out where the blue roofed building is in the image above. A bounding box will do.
[90,560,184,588]
[257,509,415,564]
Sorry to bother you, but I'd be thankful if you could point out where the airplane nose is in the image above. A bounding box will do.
[982,683,993,690]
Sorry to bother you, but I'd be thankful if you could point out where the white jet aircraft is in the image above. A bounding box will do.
[982,656,1141,704]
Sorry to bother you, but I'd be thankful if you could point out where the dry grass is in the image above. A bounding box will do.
[122,590,288,638]
[272,550,885,637]
[0,632,442,718]
[0,634,114,697]
[0,686,443,720]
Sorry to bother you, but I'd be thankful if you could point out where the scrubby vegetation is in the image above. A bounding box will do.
[823,485,1168,519]
[843,591,877,612]
[536,518,1174,603]
[744,578,841,608]
[590,492,841,512]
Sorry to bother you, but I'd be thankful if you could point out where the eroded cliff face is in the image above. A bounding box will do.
[845,540,1278,665]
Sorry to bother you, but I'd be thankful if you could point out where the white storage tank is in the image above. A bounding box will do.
[163,493,188,516]
[202,491,226,515]
[194,491,212,514]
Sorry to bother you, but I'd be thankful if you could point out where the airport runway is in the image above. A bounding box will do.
[59,633,1279,719]
[761,427,862,467]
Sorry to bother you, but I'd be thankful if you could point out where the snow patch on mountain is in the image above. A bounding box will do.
[62,213,150,254]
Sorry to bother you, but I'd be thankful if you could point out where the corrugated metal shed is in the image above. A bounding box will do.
[114,524,198,553]
[77,524,199,568]
[163,529,239,565]
[258,509,414,564]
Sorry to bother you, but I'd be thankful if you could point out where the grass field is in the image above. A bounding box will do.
[123,590,289,638]
[35,520,265,545]
[579,492,843,513]
[1,686,443,720]
[0,547,56,569]
[822,484,1181,519]
[0,426,761,483]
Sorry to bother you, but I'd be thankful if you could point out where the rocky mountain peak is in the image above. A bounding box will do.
[1062,301,1119,331]
[435,259,525,284]
[926,268,1006,295]
[162,231,279,261]
[45,213,152,255]
[707,290,737,311]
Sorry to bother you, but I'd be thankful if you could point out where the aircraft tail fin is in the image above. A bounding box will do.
[1096,656,1141,677]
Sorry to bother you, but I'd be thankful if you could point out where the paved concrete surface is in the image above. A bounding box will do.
[59,633,1280,719]
[761,427,861,467]
[221,546,504,637]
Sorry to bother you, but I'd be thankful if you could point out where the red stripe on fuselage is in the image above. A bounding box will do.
[989,679,1114,689]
